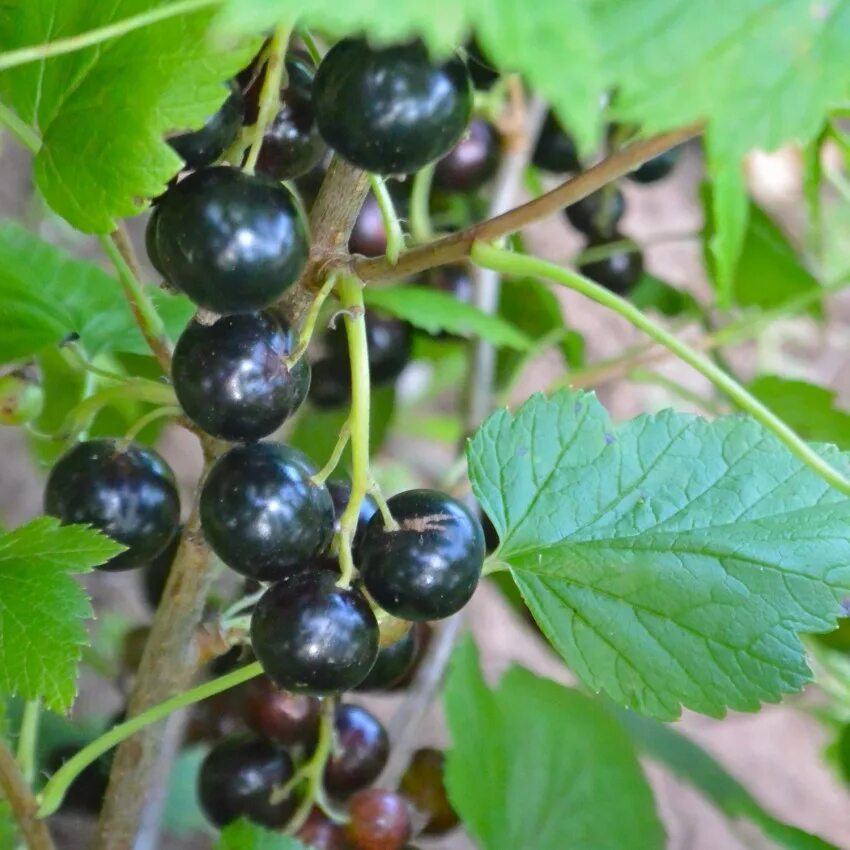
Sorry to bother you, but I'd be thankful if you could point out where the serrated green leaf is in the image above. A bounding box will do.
[215,819,306,850]
[443,638,664,850]
[749,376,850,450]
[0,518,125,711]
[0,1,257,233]
[468,390,850,720]
[0,221,193,364]
[364,285,530,350]
[613,707,840,850]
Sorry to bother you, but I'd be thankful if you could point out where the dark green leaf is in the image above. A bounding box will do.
[215,819,306,850]
[630,274,701,318]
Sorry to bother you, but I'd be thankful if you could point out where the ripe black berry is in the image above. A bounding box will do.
[533,111,580,173]
[399,748,458,835]
[326,312,412,386]
[297,808,351,849]
[349,194,388,258]
[314,40,472,175]
[197,735,296,828]
[169,81,244,170]
[324,704,389,797]
[200,442,334,581]
[564,186,624,240]
[355,624,419,691]
[45,440,180,571]
[145,206,167,279]
[172,311,309,441]
[578,239,644,295]
[359,489,485,621]
[627,147,680,184]
[243,675,321,746]
[250,570,379,695]
[308,358,352,409]
[433,119,500,193]
[155,166,308,314]
[256,55,326,180]
[345,789,412,850]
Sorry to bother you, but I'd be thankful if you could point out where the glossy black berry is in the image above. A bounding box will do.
[198,735,296,828]
[326,312,412,386]
[480,511,499,554]
[346,789,411,850]
[145,206,167,279]
[399,748,458,835]
[255,55,326,181]
[172,311,309,441]
[434,119,500,193]
[314,39,472,175]
[324,704,389,797]
[355,624,419,691]
[200,442,334,581]
[308,358,352,409]
[359,489,485,621]
[250,570,379,695]
[45,440,180,571]
[349,194,387,257]
[564,186,624,240]
[243,675,321,746]
[627,147,680,184]
[169,81,244,170]
[533,111,580,173]
[578,239,644,295]
[155,166,308,314]
[326,478,379,550]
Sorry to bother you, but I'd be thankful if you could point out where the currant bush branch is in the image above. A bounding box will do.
[0,737,54,850]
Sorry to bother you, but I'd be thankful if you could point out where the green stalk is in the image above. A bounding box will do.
[409,163,436,243]
[368,175,405,265]
[15,700,40,786]
[472,242,850,496]
[38,661,263,817]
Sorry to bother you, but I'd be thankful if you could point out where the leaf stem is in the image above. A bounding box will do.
[38,661,263,818]
[472,243,850,496]
[311,420,351,485]
[408,164,436,243]
[368,175,405,265]
[15,700,40,787]
[0,737,54,850]
[334,275,371,588]
[0,103,40,152]
[122,405,181,442]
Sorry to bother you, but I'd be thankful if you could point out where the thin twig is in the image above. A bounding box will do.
[0,737,54,850]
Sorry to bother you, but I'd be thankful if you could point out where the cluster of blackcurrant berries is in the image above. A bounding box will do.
[534,112,681,296]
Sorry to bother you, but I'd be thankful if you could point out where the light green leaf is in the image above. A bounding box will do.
[749,376,850,450]
[0,1,257,232]
[364,285,531,350]
[613,707,840,850]
[0,221,193,364]
[215,819,307,850]
[0,518,125,711]
[443,638,665,850]
[629,274,701,319]
[468,390,850,720]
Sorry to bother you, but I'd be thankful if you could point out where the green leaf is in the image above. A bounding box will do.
[629,274,701,319]
[0,2,257,233]
[0,518,125,711]
[749,376,850,450]
[364,285,531,350]
[443,638,664,850]
[215,819,306,850]
[0,221,193,364]
[468,389,850,720]
[613,707,840,850]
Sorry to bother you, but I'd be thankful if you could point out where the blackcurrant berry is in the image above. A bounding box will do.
[564,186,625,240]
[297,808,351,849]
[345,789,411,850]
[308,358,352,409]
[314,40,472,175]
[155,166,308,314]
[578,239,644,295]
[197,735,296,828]
[250,570,379,695]
[326,478,379,551]
[172,311,309,442]
[169,81,244,170]
[200,442,334,581]
[480,511,499,554]
[349,194,388,258]
[256,55,326,181]
[433,119,500,193]
[144,206,168,281]
[45,439,180,571]
[324,704,389,797]
[359,490,485,621]
[627,147,680,184]
[326,312,412,387]
[243,675,321,746]
[399,748,458,835]
[533,111,580,173]
[355,624,419,691]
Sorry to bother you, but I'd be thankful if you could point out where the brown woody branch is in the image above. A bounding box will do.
[0,737,54,850]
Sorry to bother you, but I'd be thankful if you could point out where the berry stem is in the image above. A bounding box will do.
[368,175,405,265]
[285,273,337,369]
[368,480,398,532]
[334,274,371,588]
[408,163,436,243]
[243,24,291,174]
[122,405,181,442]
[15,699,40,787]
[0,736,55,850]
[312,420,351,485]
[472,242,850,497]
[38,661,264,818]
